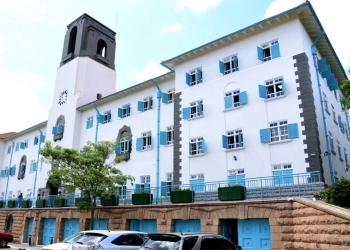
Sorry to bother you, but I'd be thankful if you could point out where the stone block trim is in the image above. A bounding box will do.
[293,53,324,181]
[173,92,182,185]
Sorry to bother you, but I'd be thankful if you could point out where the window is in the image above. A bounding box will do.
[344,149,348,164]
[272,164,293,185]
[186,68,202,86]
[136,132,152,151]
[20,140,28,149]
[15,143,20,152]
[161,173,173,197]
[30,160,37,173]
[338,115,343,130]
[323,94,329,113]
[4,167,8,177]
[259,77,285,99]
[160,126,174,145]
[228,169,245,186]
[329,137,334,151]
[167,89,174,104]
[337,145,342,158]
[257,40,280,62]
[334,90,337,100]
[135,176,151,193]
[190,174,205,192]
[260,121,299,143]
[7,146,11,154]
[26,189,32,198]
[118,104,131,118]
[189,137,205,156]
[332,109,336,122]
[86,116,93,129]
[224,90,247,109]
[222,130,243,149]
[141,175,150,184]
[52,124,64,135]
[138,97,153,112]
[219,55,238,75]
[115,136,130,154]
[117,186,126,199]
[9,165,16,176]
[103,111,111,124]
[182,101,203,119]
[34,136,39,146]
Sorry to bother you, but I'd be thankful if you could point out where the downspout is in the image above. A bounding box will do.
[311,31,334,183]
[5,137,15,207]
[32,125,43,207]
[152,79,162,204]
[93,103,101,143]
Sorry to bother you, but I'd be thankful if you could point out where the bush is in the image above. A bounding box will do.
[319,178,350,208]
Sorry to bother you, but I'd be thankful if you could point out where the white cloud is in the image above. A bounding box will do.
[163,23,183,32]
[264,0,350,71]
[175,0,221,14]
[128,62,170,83]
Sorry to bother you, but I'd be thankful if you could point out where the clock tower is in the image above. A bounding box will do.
[47,13,117,148]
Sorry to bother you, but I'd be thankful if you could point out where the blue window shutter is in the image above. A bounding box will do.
[238,131,243,147]
[144,183,150,192]
[20,142,25,149]
[322,65,331,78]
[338,115,342,128]
[222,135,228,149]
[271,43,280,58]
[202,140,206,153]
[7,146,11,154]
[118,108,122,118]
[186,73,191,86]
[219,61,224,74]
[127,105,130,116]
[52,126,57,135]
[126,140,130,152]
[237,175,245,186]
[182,107,190,119]
[107,112,111,121]
[13,166,17,175]
[160,131,167,145]
[196,68,202,83]
[190,179,197,191]
[0,170,4,177]
[136,138,142,151]
[318,58,328,73]
[33,162,37,172]
[260,128,270,143]
[137,101,143,112]
[259,85,267,98]
[85,120,89,129]
[281,78,286,94]
[224,96,233,110]
[197,102,203,116]
[273,171,282,186]
[239,91,247,105]
[257,46,263,61]
[283,169,293,185]
[233,56,238,70]
[161,181,167,196]
[287,123,299,139]
[162,92,168,104]
[9,167,13,176]
[115,142,121,154]
[57,125,62,133]
[228,175,236,186]
[135,184,141,193]
[40,135,45,143]
[148,98,153,110]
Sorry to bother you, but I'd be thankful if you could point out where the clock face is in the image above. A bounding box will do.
[58,90,68,105]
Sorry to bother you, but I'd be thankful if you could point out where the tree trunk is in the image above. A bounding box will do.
[89,196,97,230]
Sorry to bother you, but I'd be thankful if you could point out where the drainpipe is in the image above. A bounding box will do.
[32,125,43,207]
[152,79,162,204]
[311,31,334,183]
[93,103,101,143]
[5,137,15,207]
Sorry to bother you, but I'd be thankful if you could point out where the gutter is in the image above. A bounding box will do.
[5,137,15,207]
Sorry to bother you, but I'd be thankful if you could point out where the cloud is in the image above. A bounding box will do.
[175,0,221,14]
[163,23,183,32]
[128,62,170,83]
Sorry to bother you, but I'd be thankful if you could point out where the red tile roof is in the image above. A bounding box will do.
[0,132,16,139]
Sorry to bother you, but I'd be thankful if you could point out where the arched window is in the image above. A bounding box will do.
[5,215,13,232]
[97,40,107,58]
[68,27,77,54]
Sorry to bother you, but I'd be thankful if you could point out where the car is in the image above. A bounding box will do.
[70,230,148,250]
[0,231,13,248]
[139,233,242,250]
[41,231,87,250]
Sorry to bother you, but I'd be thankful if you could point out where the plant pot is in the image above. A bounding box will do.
[132,193,153,205]
[36,199,46,208]
[75,197,89,206]
[101,196,119,206]
[7,200,16,208]
[0,201,4,208]
[170,190,195,203]
[218,186,246,201]
[21,200,31,208]
[54,198,66,207]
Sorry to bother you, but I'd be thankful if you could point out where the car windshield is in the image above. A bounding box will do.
[141,238,181,250]
[74,233,106,245]
[62,232,85,243]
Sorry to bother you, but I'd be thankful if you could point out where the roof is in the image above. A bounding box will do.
[0,132,16,139]
[161,1,347,84]
[0,121,47,141]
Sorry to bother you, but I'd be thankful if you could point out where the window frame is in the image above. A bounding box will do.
[189,137,205,156]
[223,130,243,149]
[257,39,280,62]
[103,111,111,124]
[186,68,202,86]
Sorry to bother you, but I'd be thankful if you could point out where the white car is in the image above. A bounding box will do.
[41,231,86,250]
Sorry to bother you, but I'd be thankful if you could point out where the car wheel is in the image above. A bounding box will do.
[0,239,7,248]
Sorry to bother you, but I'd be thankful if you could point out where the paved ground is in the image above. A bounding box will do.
[7,243,43,250]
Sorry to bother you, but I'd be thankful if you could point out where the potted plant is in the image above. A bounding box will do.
[170,187,195,203]
[54,195,66,207]
[101,194,119,206]
[21,198,31,208]
[218,184,246,201]
[75,196,90,206]
[36,197,46,208]
[0,200,3,208]
[132,190,153,205]
[7,199,16,208]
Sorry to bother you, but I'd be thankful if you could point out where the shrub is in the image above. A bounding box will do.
[319,178,350,208]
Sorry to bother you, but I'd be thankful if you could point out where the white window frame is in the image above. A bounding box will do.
[167,89,175,104]
[223,55,238,75]
[225,90,241,108]
[103,111,111,124]
[165,173,173,196]
[190,137,204,156]
[140,175,151,184]
[120,136,130,154]
[261,40,278,61]
[143,97,153,111]
[190,100,203,118]
[189,68,202,86]
[4,166,8,177]
[166,126,174,145]
[122,104,130,118]
[226,130,243,149]
[142,131,152,150]
[270,120,288,142]
[265,77,284,99]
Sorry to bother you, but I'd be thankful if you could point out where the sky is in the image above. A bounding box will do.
[0,0,349,134]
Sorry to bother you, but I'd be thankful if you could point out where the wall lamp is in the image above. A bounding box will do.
[321,151,329,157]
[233,156,237,161]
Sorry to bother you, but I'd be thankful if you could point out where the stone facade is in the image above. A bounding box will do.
[1,198,349,249]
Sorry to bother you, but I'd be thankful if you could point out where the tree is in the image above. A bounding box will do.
[40,140,134,229]
[340,79,350,111]
[319,178,350,209]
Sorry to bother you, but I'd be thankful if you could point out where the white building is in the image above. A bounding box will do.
[0,1,348,203]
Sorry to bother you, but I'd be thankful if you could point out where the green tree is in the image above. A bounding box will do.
[40,140,134,229]
[319,178,350,209]
[340,79,350,111]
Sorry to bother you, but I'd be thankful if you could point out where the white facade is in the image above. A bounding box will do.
[0,2,349,201]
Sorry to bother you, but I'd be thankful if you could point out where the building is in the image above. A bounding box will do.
[0,1,349,247]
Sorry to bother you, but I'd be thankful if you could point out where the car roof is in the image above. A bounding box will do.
[147,233,223,241]
[82,230,147,236]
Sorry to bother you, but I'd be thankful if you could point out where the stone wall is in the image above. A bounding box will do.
[0,198,349,249]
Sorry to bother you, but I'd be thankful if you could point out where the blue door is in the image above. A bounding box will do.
[93,219,108,230]
[26,218,34,243]
[130,220,140,231]
[130,219,157,233]
[174,220,200,233]
[63,219,80,240]
[42,218,56,245]
[238,219,270,250]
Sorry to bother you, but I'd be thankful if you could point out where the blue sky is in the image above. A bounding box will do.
[0,0,349,134]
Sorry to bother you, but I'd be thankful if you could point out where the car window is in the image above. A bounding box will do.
[140,238,180,250]
[75,234,105,245]
[62,232,85,243]
[119,234,144,246]
[182,236,198,250]
[200,236,234,250]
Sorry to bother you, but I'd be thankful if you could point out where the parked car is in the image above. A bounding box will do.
[0,231,13,248]
[71,230,148,250]
[139,233,242,250]
[41,231,87,250]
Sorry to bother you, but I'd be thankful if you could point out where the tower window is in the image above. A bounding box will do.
[97,40,107,58]
[68,26,77,55]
